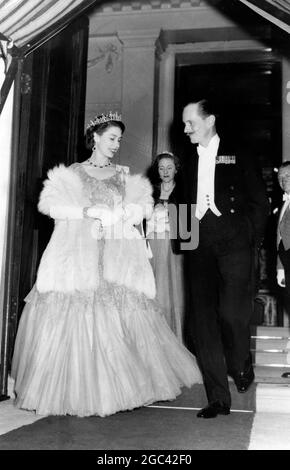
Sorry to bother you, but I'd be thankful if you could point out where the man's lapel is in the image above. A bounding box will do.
[214,139,225,192]
[191,146,198,203]
[214,140,235,193]
[279,199,290,225]
[278,199,290,247]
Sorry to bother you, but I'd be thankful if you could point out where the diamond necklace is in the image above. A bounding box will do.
[87,158,112,168]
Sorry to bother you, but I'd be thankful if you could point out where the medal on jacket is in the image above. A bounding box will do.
[216,155,236,164]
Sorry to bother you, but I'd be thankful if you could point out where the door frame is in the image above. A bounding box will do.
[156,38,281,153]
[0,16,89,401]
[156,36,283,327]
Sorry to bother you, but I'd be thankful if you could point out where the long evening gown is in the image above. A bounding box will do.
[11,164,202,417]
[148,198,185,342]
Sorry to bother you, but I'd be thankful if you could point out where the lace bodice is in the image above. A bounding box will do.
[71,163,126,207]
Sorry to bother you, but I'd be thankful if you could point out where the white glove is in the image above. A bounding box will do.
[86,204,123,227]
[277,268,285,287]
[123,203,144,225]
[146,217,155,237]
[152,205,169,233]
[49,204,119,223]
[49,205,83,219]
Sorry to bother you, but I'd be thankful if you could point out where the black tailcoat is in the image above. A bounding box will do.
[182,140,269,248]
[181,139,269,406]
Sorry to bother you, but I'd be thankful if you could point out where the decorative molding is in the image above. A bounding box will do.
[118,29,161,48]
[98,0,205,14]
[155,37,165,60]
[89,0,238,37]
[166,39,272,54]
[87,42,120,73]
[20,73,31,95]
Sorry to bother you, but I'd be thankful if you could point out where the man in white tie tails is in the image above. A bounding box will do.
[181,98,269,418]
[277,163,290,379]
[277,163,290,289]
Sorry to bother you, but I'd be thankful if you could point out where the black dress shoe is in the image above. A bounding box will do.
[282,372,290,378]
[234,364,254,393]
[197,401,230,419]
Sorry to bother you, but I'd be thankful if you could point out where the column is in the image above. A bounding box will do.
[156,44,176,154]
[118,29,160,173]
[282,58,290,164]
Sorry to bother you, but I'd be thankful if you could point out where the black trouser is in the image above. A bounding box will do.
[187,212,254,406]
[278,242,290,317]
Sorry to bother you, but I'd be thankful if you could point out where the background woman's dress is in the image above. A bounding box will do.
[11,164,202,417]
[148,198,185,342]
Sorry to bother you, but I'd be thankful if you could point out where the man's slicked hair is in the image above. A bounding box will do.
[185,98,219,120]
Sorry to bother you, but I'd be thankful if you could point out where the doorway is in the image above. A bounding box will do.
[172,54,283,326]
[4,17,89,369]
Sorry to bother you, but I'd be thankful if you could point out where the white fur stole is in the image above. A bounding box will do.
[123,174,153,224]
[36,165,98,293]
[103,173,156,299]
[38,164,89,215]
[36,165,156,298]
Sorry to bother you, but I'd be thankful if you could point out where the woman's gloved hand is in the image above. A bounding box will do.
[277,268,285,287]
[85,204,123,226]
[151,204,169,233]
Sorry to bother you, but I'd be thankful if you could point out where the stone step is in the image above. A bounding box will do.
[253,351,290,365]
[226,365,290,384]
[253,364,290,383]
[251,326,290,338]
[256,384,290,413]
[251,338,290,350]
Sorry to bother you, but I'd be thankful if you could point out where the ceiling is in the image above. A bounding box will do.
[0,0,289,56]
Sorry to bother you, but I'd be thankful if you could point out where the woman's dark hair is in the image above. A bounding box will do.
[85,119,125,150]
[147,152,181,186]
[154,152,181,172]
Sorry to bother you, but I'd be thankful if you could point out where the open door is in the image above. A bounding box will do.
[2,15,89,384]
[173,53,282,327]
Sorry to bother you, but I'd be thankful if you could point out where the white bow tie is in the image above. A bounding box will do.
[197,145,215,159]
[283,193,290,202]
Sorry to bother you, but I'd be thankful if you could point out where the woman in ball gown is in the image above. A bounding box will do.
[11,113,202,417]
[146,152,186,342]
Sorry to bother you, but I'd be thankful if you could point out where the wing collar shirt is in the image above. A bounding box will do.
[195,133,222,220]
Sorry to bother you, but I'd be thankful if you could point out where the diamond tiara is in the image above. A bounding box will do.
[86,111,122,130]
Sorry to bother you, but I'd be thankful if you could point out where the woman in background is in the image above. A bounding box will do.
[11,114,201,417]
[146,152,186,342]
